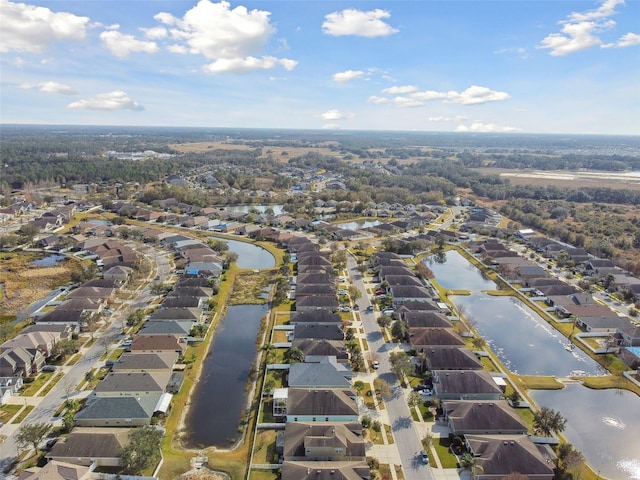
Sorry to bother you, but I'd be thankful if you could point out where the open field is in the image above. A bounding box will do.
[0,252,82,318]
[169,141,342,163]
[475,167,640,190]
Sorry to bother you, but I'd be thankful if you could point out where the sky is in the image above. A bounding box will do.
[0,0,639,135]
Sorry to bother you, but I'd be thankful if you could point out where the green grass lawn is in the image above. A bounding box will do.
[252,430,278,464]
[434,437,459,468]
[20,372,55,396]
[12,406,34,424]
[249,470,279,480]
[0,404,21,424]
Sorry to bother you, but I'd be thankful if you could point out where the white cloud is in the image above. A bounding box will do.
[537,0,628,56]
[13,56,25,68]
[444,85,511,105]
[203,56,297,74]
[603,32,640,48]
[319,109,354,120]
[456,122,521,133]
[157,1,273,59]
[67,91,144,111]
[394,97,424,108]
[322,124,342,130]
[368,96,390,104]
[0,0,89,53]
[382,85,418,94]
[19,81,77,95]
[494,47,528,59]
[333,70,365,83]
[568,0,624,22]
[322,8,398,37]
[410,90,448,101]
[153,0,294,73]
[100,30,159,57]
[427,115,468,122]
[141,26,168,40]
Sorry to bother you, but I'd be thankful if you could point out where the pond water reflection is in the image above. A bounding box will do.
[32,254,65,266]
[424,250,496,291]
[224,238,275,269]
[531,384,640,480]
[451,295,601,376]
[184,304,267,448]
[223,204,284,215]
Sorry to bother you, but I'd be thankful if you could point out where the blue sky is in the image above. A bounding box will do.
[1,0,639,134]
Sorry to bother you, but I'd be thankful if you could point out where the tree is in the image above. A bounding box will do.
[283,346,305,364]
[533,406,567,436]
[119,425,163,474]
[391,320,407,342]
[373,378,392,400]
[15,422,52,452]
[377,315,392,329]
[389,351,413,384]
[408,392,423,410]
[347,285,361,301]
[150,282,167,295]
[62,410,76,432]
[51,338,78,359]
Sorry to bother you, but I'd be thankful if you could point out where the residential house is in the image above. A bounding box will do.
[280,460,370,480]
[138,320,193,336]
[409,328,466,350]
[285,388,359,422]
[0,331,59,358]
[422,347,483,371]
[92,371,172,397]
[432,370,504,400]
[129,334,187,356]
[149,307,202,322]
[618,324,640,347]
[46,427,131,467]
[384,275,424,288]
[292,339,348,362]
[0,346,44,377]
[293,324,344,341]
[287,358,354,388]
[464,434,555,480]
[102,265,133,284]
[282,422,365,461]
[0,376,23,404]
[295,284,336,298]
[441,400,528,435]
[403,311,453,329]
[18,460,93,480]
[296,296,340,312]
[112,351,179,372]
[388,285,432,305]
[290,311,343,326]
[75,396,160,427]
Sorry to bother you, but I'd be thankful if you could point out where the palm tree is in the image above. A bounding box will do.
[533,406,567,436]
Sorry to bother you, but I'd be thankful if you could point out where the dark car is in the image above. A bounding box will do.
[420,449,429,464]
[413,384,428,392]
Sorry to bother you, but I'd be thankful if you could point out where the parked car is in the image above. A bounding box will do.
[413,384,428,392]
[420,449,429,464]
[372,361,379,370]
[42,438,59,451]
[340,306,351,312]
[41,365,57,372]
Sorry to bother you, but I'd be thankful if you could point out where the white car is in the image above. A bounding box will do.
[372,361,379,370]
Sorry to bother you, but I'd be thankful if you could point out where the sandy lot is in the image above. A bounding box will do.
[476,167,640,190]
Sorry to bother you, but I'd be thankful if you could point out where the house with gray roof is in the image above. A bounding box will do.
[295,284,337,298]
[293,324,344,341]
[282,422,365,461]
[423,347,483,371]
[464,434,555,480]
[441,400,528,435]
[295,295,340,312]
[75,395,160,427]
[92,371,171,397]
[384,275,424,288]
[46,427,131,467]
[388,285,432,304]
[288,358,353,388]
[290,311,342,326]
[432,370,504,400]
[409,328,466,350]
[281,460,370,480]
[112,351,179,372]
[139,320,193,336]
[404,311,453,329]
[18,460,93,480]
[150,307,201,322]
[286,388,359,422]
[292,339,347,361]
